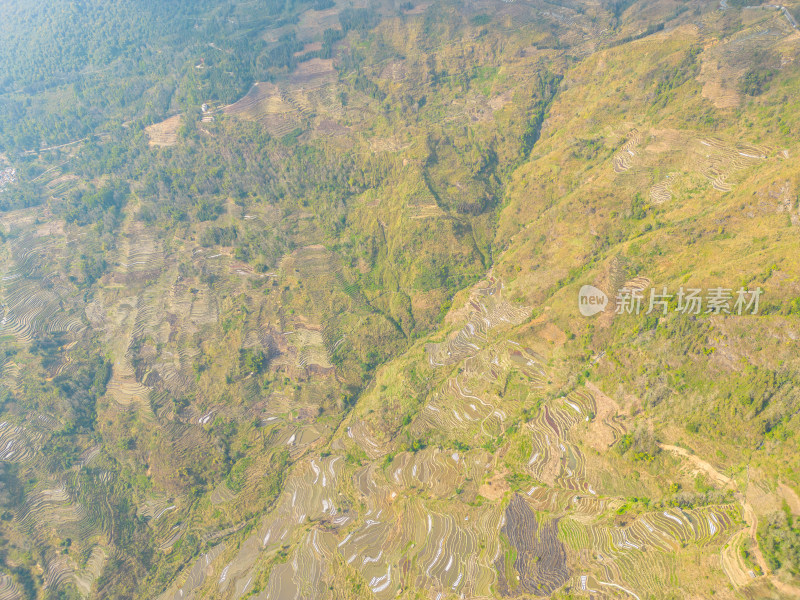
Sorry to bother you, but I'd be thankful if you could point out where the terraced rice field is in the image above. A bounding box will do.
[2,4,796,598]
[277,246,361,359]
[649,175,674,204]
[612,129,643,173]
[379,61,408,82]
[224,58,342,136]
[287,59,337,90]
[72,547,108,596]
[692,137,769,193]
[407,192,444,220]
[0,420,38,464]
[294,7,343,42]
[0,202,752,600]
[90,273,211,401]
[224,83,303,137]
[619,276,652,294]
[106,358,152,411]
[156,543,228,600]
[212,452,511,599]
[0,575,22,600]
[1,421,113,597]
[114,221,164,283]
[426,277,529,367]
[192,444,739,599]
[0,233,84,342]
[495,494,570,596]
[698,13,797,109]
[210,481,239,505]
[412,342,544,441]
[0,359,21,394]
[44,173,79,200]
[607,122,776,202]
[153,276,746,600]
[289,327,334,374]
[146,115,182,147]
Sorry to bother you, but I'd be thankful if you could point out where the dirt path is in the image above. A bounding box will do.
[720,529,754,587]
[584,382,623,451]
[659,444,800,597]
[659,443,734,488]
[779,482,800,515]
[23,137,88,155]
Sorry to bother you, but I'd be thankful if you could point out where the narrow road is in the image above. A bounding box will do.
[23,137,88,155]
[659,444,800,596]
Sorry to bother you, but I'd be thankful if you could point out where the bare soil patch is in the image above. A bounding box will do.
[146,115,181,147]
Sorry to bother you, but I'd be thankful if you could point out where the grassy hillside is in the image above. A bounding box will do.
[0,0,799,598]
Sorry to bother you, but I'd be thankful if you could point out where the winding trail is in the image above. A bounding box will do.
[659,444,800,596]
[23,137,88,155]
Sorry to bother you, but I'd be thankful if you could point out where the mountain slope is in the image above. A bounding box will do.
[0,0,800,598]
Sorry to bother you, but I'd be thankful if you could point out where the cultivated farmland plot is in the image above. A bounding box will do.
[145,115,182,147]
[0,414,113,596]
[0,193,772,600]
[697,10,798,110]
[4,1,800,596]
[612,129,643,174]
[0,232,84,343]
[0,574,22,600]
[148,276,752,600]
[609,125,778,201]
[426,277,529,368]
[223,59,341,139]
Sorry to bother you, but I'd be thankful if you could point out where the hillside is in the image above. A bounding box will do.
[0,0,799,599]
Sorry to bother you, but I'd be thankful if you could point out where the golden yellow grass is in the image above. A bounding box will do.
[146,114,182,147]
[698,56,741,110]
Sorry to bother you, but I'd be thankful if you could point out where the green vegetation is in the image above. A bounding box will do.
[1,0,800,597]
[759,503,800,577]
[738,50,779,96]
[0,0,355,150]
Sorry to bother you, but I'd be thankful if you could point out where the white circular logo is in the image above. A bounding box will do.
[578,285,608,317]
